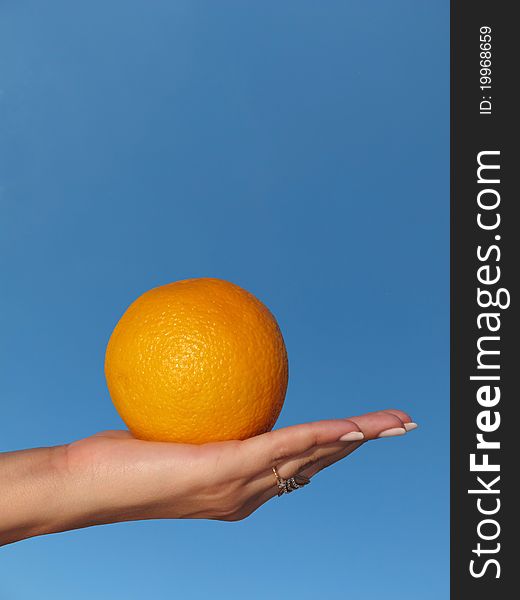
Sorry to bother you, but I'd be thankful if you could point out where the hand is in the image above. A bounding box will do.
[0,409,417,545]
[65,408,417,523]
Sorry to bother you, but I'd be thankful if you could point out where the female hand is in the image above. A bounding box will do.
[0,409,417,545]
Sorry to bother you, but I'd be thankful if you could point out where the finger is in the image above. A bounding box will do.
[273,438,363,480]
[241,419,364,474]
[299,410,418,478]
[247,439,364,511]
[382,408,418,431]
[256,410,412,487]
[299,441,365,479]
[345,410,408,440]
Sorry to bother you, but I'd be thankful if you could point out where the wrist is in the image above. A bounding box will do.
[62,437,191,528]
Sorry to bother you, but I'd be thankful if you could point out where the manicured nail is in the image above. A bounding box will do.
[404,422,418,432]
[339,431,365,442]
[378,427,406,438]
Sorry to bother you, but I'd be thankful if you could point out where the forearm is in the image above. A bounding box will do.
[0,446,72,545]
[0,445,134,546]
[0,442,186,546]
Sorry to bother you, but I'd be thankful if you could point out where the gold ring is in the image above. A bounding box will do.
[272,466,311,497]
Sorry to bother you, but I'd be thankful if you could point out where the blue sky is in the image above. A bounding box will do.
[0,1,449,598]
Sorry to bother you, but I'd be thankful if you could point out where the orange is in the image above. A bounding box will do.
[105,278,288,444]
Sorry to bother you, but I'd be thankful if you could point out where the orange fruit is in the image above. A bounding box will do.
[105,278,288,444]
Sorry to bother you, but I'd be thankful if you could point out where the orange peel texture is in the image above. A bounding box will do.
[105,278,288,444]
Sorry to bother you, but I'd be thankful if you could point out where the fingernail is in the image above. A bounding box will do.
[378,427,406,438]
[339,431,365,442]
[404,422,418,432]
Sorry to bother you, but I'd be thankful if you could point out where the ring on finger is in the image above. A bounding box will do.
[272,466,311,497]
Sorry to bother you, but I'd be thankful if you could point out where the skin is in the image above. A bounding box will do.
[0,409,416,546]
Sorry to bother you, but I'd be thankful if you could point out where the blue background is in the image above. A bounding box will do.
[0,1,448,598]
